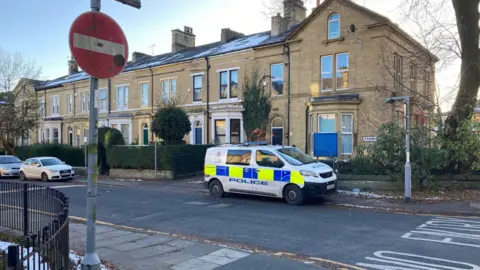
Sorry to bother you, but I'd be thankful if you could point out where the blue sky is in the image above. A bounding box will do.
[0,0,283,80]
[0,0,458,110]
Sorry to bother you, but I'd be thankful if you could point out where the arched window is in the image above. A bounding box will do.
[68,127,73,146]
[142,124,149,145]
[328,13,340,40]
[193,121,203,145]
[271,117,283,145]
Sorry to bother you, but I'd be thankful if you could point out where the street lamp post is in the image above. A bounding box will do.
[386,96,411,202]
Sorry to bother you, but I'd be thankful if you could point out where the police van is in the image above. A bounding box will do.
[204,143,337,205]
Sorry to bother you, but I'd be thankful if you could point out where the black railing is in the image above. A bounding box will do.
[0,181,70,269]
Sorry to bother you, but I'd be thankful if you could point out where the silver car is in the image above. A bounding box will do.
[0,155,23,178]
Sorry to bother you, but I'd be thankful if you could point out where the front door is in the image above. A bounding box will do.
[253,150,286,197]
[143,127,149,145]
[195,127,202,145]
[272,128,283,145]
[225,149,252,193]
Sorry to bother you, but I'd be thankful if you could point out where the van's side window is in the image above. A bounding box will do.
[226,150,251,166]
[256,150,284,168]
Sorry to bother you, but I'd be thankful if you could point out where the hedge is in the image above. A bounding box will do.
[106,145,212,175]
[15,144,85,166]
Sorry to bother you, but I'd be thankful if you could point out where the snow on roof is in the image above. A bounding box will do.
[37,28,296,91]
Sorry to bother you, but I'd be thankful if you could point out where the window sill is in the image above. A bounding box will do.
[218,98,239,102]
[324,37,345,45]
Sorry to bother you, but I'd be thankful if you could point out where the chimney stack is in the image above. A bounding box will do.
[283,0,307,26]
[171,26,196,53]
[132,52,150,62]
[271,13,289,36]
[221,28,245,42]
[68,57,79,75]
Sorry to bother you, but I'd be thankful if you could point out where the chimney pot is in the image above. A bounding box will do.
[68,57,79,75]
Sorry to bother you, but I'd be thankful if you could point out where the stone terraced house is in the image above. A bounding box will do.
[22,0,437,159]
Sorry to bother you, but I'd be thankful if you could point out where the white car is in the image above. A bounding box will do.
[19,157,75,182]
[0,155,23,178]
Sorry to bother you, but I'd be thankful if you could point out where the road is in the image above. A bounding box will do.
[7,179,480,269]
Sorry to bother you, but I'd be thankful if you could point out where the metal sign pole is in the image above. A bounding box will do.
[81,1,101,269]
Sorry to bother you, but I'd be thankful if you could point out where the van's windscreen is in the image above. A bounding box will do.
[277,148,315,166]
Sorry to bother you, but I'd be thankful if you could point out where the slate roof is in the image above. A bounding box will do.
[37,27,298,91]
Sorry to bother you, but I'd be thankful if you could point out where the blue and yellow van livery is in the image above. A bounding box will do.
[204,144,337,205]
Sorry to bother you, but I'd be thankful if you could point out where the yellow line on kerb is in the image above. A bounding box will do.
[70,216,365,270]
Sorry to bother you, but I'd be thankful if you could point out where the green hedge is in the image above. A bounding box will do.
[106,145,212,174]
[15,144,85,166]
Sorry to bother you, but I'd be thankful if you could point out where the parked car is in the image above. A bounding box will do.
[0,155,23,178]
[19,157,75,182]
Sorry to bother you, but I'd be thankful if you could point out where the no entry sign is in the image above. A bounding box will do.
[69,11,129,79]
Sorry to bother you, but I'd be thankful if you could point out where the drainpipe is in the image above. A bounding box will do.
[107,79,111,126]
[149,67,154,142]
[35,90,38,142]
[43,90,47,120]
[305,105,309,153]
[72,83,76,117]
[205,57,210,144]
[284,43,291,145]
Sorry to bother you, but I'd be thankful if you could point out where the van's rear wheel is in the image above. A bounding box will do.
[283,185,304,205]
[209,179,224,198]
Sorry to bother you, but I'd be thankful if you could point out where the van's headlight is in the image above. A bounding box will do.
[300,170,317,177]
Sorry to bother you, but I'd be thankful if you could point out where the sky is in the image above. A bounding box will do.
[0,0,458,110]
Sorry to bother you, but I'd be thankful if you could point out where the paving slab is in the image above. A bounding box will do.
[96,229,132,240]
[127,244,179,259]
[110,234,174,251]
[199,248,250,265]
[96,233,149,248]
[171,258,220,270]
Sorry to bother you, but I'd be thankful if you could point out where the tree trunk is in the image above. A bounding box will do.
[445,0,480,133]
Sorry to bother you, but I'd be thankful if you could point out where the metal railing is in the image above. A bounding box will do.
[0,181,70,270]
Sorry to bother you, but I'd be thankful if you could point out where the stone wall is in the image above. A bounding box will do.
[337,174,480,191]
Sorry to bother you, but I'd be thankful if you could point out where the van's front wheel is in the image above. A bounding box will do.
[283,185,304,205]
[209,179,224,198]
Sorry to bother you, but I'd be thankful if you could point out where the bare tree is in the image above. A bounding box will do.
[401,0,479,136]
[0,48,42,154]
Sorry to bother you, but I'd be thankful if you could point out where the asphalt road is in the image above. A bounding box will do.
[5,179,480,269]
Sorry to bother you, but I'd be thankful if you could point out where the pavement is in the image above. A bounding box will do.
[69,223,323,270]
[3,178,480,269]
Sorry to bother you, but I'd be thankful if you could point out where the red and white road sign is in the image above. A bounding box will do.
[69,11,129,79]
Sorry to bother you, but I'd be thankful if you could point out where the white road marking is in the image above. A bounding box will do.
[357,251,480,270]
[402,217,480,248]
[185,201,211,206]
[50,185,85,189]
[207,203,231,208]
[73,33,125,57]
